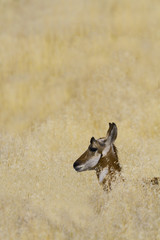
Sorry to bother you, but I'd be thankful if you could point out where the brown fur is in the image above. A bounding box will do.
[73,123,159,191]
[95,145,123,191]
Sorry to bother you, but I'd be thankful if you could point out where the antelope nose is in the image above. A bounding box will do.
[73,161,79,170]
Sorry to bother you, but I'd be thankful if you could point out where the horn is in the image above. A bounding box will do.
[90,137,95,144]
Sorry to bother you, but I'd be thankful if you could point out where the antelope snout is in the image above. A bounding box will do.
[73,160,83,172]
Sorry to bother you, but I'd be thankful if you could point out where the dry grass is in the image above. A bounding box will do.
[0,0,160,239]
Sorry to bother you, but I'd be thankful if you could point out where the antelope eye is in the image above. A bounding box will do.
[89,147,97,152]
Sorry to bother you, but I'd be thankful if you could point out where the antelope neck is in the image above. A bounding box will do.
[95,148,121,179]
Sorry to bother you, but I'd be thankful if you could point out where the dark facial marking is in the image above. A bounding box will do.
[89,146,97,152]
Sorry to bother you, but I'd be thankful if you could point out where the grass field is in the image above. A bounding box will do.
[0,0,160,239]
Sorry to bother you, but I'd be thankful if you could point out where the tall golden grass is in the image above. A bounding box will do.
[0,0,160,239]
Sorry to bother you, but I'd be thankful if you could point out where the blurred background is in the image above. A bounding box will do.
[0,0,160,239]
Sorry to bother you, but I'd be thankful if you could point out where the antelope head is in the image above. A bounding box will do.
[73,122,118,173]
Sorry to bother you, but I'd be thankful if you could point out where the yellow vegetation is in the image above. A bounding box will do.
[0,0,160,239]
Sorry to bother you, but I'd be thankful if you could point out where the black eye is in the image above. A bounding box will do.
[89,147,97,152]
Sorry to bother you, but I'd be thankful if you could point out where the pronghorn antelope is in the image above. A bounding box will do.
[73,122,123,191]
[73,122,159,191]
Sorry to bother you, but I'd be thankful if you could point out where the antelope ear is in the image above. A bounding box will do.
[102,123,118,157]
[106,122,117,143]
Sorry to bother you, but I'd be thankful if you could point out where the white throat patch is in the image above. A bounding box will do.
[102,145,110,157]
[99,167,109,183]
